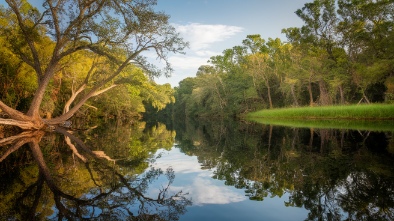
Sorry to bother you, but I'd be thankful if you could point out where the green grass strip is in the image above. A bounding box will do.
[248,104,394,119]
[247,104,394,131]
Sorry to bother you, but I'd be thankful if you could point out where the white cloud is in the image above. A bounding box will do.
[168,55,209,70]
[154,23,243,86]
[188,177,245,205]
[174,23,244,51]
[152,150,203,173]
[166,177,245,206]
[195,50,218,57]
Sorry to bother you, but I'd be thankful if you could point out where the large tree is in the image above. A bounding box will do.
[0,0,187,130]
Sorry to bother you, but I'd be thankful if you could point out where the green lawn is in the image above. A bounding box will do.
[248,104,394,120]
[247,104,394,131]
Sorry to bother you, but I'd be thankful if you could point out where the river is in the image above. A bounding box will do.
[0,118,393,220]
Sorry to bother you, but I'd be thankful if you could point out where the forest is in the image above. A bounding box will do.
[1,1,394,219]
[0,0,394,129]
[170,0,394,119]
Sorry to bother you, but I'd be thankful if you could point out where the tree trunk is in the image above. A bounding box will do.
[268,124,273,151]
[338,85,345,104]
[309,128,314,151]
[27,64,58,120]
[290,85,299,106]
[318,80,331,105]
[308,81,314,107]
[357,90,370,104]
[265,79,273,109]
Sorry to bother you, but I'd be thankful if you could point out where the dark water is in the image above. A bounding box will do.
[1,119,394,220]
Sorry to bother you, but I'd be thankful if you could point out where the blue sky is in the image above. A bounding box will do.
[152,0,311,86]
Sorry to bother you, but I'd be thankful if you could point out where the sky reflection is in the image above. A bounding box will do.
[151,148,246,206]
[147,147,309,221]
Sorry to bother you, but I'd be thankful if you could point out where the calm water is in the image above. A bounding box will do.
[1,119,394,220]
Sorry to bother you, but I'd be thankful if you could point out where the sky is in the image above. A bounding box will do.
[151,0,311,87]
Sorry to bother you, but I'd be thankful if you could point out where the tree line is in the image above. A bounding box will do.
[171,0,394,119]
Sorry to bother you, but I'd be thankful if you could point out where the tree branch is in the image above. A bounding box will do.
[5,0,43,77]
[64,136,87,163]
[0,100,31,121]
[63,84,86,114]
[0,138,28,162]
[0,118,39,130]
[0,130,45,162]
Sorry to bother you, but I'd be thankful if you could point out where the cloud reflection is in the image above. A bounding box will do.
[152,149,246,206]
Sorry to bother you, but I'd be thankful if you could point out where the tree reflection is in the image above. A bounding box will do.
[0,123,191,220]
[175,119,394,220]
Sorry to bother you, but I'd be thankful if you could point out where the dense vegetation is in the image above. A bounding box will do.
[0,0,186,130]
[171,0,394,119]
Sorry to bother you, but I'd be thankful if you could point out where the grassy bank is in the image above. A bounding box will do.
[247,104,394,131]
[248,104,394,120]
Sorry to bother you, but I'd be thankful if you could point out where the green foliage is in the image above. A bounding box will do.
[0,35,37,111]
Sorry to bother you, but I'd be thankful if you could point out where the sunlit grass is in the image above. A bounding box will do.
[247,104,394,131]
[248,103,394,119]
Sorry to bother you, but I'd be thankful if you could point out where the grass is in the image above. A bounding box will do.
[247,103,394,131]
[248,103,394,120]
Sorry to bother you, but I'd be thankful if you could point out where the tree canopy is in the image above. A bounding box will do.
[0,0,187,129]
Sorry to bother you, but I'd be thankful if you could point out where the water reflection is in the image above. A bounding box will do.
[0,122,191,220]
[2,118,394,220]
[174,119,394,220]
[151,148,246,206]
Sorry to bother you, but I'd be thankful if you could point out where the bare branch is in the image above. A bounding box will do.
[64,136,87,163]
[63,84,86,114]
[91,84,118,97]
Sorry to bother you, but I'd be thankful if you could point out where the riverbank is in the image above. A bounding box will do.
[246,104,394,131]
[247,103,394,120]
